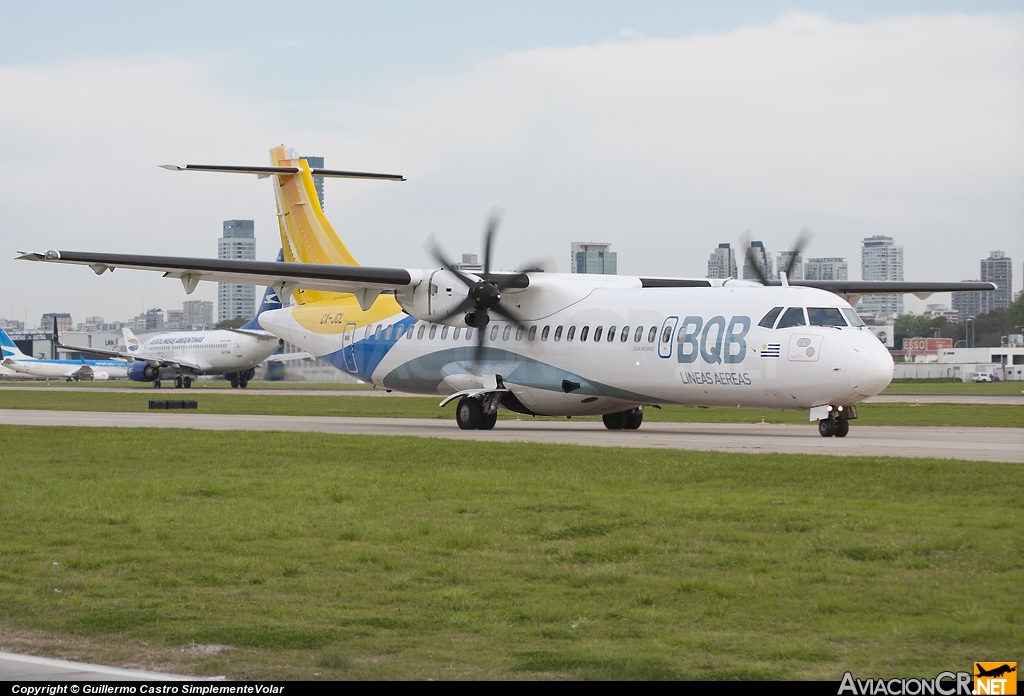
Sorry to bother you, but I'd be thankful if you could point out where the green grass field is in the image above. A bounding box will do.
[883,379,1024,395]
[0,427,1020,680]
[1,388,1022,427]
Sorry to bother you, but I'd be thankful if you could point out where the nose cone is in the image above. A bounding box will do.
[846,335,894,397]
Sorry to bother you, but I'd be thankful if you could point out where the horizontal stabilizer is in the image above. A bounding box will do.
[159,164,405,181]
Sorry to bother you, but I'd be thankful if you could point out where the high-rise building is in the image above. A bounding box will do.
[183,300,214,329]
[858,235,904,320]
[144,308,165,330]
[742,241,773,281]
[775,251,804,280]
[707,243,737,279]
[804,257,848,281]
[980,251,1012,313]
[302,155,325,211]
[165,309,184,330]
[571,242,617,274]
[40,312,73,334]
[951,284,983,320]
[218,220,256,322]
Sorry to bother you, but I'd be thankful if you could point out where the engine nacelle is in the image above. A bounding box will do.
[90,371,109,381]
[128,361,160,382]
[395,269,471,323]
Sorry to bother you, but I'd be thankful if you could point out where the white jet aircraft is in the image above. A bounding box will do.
[20,146,995,434]
[59,282,300,388]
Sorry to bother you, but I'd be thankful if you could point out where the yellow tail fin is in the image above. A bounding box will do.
[270,145,359,304]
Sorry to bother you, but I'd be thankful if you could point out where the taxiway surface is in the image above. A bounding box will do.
[1,384,1022,404]
[0,650,193,680]
[1,409,1021,462]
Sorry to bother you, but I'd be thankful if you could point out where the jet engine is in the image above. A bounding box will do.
[127,361,160,382]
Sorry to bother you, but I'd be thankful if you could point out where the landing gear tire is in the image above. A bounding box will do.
[182,376,192,389]
[153,380,161,388]
[229,374,239,388]
[479,410,498,430]
[456,397,482,430]
[239,377,248,389]
[835,418,849,438]
[602,412,627,430]
[818,418,836,437]
[174,376,183,389]
[624,407,644,430]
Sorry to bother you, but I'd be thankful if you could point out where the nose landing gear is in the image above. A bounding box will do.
[818,405,853,437]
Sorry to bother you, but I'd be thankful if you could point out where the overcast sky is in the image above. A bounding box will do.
[1,1,1022,326]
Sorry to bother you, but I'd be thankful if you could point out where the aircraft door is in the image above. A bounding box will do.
[341,322,359,373]
[658,316,679,359]
[235,341,243,358]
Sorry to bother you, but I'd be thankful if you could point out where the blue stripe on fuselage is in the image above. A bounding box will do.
[320,315,417,382]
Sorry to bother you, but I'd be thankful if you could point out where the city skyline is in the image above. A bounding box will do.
[1,4,1021,321]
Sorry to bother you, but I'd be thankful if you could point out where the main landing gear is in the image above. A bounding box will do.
[173,375,193,389]
[226,368,256,389]
[818,406,851,438]
[602,407,644,430]
[455,396,498,430]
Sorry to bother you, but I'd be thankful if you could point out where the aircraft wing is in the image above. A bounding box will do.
[225,328,282,340]
[18,251,423,298]
[266,351,314,362]
[57,342,135,362]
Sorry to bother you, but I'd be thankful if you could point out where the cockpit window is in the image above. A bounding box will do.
[842,308,866,327]
[758,307,783,329]
[807,307,847,327]
[775,307,806,329]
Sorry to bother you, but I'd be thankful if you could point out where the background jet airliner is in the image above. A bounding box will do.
[1,326,128,381]
[59,279,302,388]
[19,145,995,435]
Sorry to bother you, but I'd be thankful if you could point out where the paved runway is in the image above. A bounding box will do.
[2,384,1023,404]
[0,650,194,680]
[2,409,1021,462]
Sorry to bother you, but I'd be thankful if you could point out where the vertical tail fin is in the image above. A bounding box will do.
[270,145,360,305]
[241,250,285,330]
[0,326,28,360]
[122,327,141,354]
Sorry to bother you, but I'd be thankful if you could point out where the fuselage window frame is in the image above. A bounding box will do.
[417,324,426,339]
[634,326,644,343]
[621,326,630,342]
[453,326,461,340]
[441,325,449,340]
[593,326,603,342]
[758,307,783,329]
[541,325,550,341]
[515,326,524,341]
[775,307,807,329]
[490,324,500,342]
[429,324,438,340]
[528,326,537,341]
[384,324,393,340]
[554,326,563,342]
[567,326,576,342]
[808,307,847,327]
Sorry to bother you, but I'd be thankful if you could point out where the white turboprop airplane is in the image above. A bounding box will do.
[59,280,302,388]
[20,145,995,435]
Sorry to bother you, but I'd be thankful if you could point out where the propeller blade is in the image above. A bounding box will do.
[482,208,504,277]
[425,235,477,288]
[493,272,530,290]
[433,297,476,324]
[740,230,769,285]
[490,302,528,330]
[784,227,815,278]
[475,315,486,368]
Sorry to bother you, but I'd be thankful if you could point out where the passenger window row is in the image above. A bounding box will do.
[360,322,668,344]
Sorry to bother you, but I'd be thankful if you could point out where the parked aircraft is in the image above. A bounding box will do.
[1,326,128,380]
[20,145,995,434]
[59,281,297,388]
